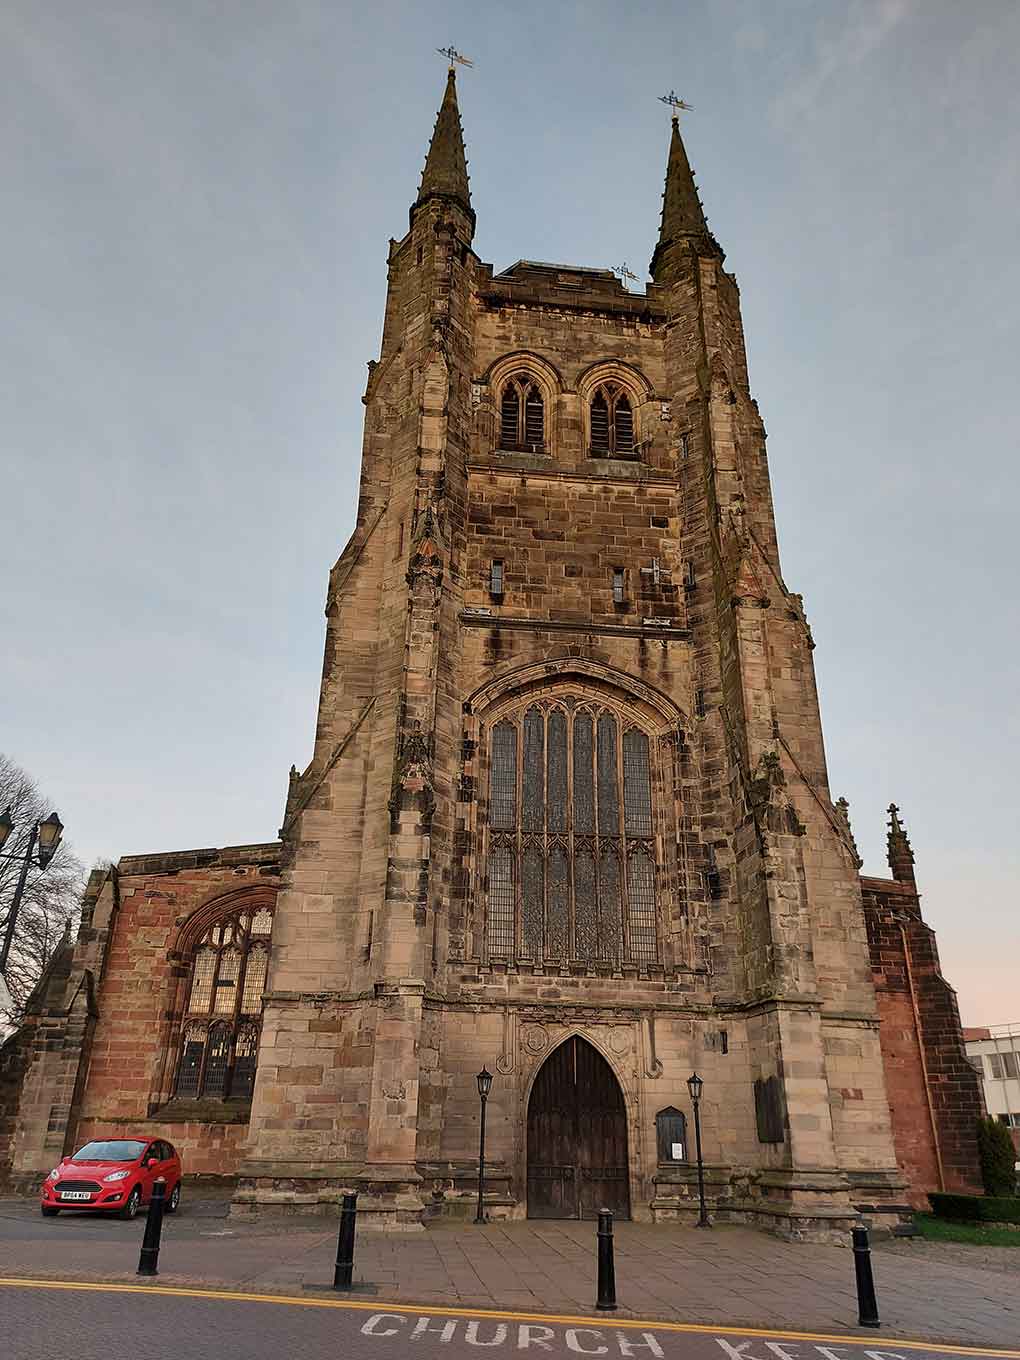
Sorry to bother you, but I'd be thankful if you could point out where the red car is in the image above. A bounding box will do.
[41,1137,182,1219]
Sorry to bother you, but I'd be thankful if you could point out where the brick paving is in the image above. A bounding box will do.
[0,1200,1017,1349]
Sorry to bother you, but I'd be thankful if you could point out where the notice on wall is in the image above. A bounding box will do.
[671,1142,685,1160]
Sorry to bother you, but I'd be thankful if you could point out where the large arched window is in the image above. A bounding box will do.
[483,697,658,965]
[173,904,273,1102]
[589,382,634,457]
[499,373,545,452]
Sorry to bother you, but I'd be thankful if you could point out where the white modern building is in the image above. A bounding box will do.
[964,1025,1020,1151]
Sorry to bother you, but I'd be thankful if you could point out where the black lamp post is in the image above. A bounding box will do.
[0,809,65,977]
[686,1071,711,1229]
[474,1066,493,1225]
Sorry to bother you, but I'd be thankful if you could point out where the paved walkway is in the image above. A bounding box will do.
[0,1199,1017,1349]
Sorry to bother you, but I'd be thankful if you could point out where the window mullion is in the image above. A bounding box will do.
[566,710,575,962]
[195,1022,211,1100]
[617,724,633,962]
[515,719,523,960]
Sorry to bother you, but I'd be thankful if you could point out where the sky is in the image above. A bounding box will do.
[2,1,1017,1025]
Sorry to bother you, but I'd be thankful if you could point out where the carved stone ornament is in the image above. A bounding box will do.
[609,1025,632,1056]
[388,720,436,831]
[522,1024,550,1056]
[749,749,805,838]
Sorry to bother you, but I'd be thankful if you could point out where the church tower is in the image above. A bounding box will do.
[235,74,910,1235]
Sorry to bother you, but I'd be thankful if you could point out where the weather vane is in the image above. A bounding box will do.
[658,90,694,120]
[612,262,638,286]
[437,46,474,72]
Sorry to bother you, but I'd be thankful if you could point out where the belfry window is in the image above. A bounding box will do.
[173,905,273,1102]
[499,374,545,452]
[589,383,635,457]
[483,698,658,965]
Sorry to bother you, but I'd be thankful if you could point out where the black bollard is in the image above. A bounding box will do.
[136,1179,166,1277]
[333,1192,358,1290]
[595,1208,618,1312]
[851,1224,880,1328]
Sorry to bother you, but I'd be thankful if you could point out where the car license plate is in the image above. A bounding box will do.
[59,1191,93,1201]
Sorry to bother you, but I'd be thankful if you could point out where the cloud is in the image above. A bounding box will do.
[772,0,918,127]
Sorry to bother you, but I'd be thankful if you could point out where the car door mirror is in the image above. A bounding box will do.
[144,1157,158,1168]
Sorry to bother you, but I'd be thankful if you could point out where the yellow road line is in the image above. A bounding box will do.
[0,1277,1015,1357]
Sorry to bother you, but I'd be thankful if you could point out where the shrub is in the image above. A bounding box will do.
[977,1116,1018,1197]
[929,1192,1020,1225]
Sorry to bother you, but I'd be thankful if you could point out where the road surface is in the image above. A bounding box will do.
[2,1280,1016,1360]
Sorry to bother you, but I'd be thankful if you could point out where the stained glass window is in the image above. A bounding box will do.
[483,697,660,965]
[487,844,515,956]
[627,850,657,963]
[203,1024,231,1098]
[173,901,275,1101]
[522,707,545,833]
[188,948,216,1012]
[547,844,569,959]
[547,711,568,834]
[489,721,517,830]
[573,713,595,835]
[233,1023,261,1102]
[522,846,545,958]
[623,729,653,836]
[598,848,622,961]
[597,714,620,836]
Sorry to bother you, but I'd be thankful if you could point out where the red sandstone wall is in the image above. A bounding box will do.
[863,877,983,1205]
[74,846,279,1179]
[72,1116,250,1177]
[869,985,941,1206]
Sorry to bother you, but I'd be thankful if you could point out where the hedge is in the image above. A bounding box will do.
[929,1192,1020,1225]
[977,1116,1018,1196]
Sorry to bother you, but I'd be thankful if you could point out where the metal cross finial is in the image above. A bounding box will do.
[612,262,638,285]
[437,45,474,71]
[659,90,694,121]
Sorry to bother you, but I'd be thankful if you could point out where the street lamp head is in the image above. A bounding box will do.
[0,807,13,852]
[476,1066,493,1099]
[36,812,64,869]
[686,1071,703,1104]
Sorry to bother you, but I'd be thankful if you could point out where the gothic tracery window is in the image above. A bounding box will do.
[173,905,273,1102]
[589,382,635,457]
[499,373,545,452]
[484,698,658,965]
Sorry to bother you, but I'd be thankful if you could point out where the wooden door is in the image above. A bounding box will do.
[526,1036,630,1220]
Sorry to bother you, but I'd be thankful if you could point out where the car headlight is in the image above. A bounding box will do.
[45,1169,60,1182]
[103,1170,131,1183]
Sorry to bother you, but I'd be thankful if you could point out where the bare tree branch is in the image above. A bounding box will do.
[0,753,85,1030]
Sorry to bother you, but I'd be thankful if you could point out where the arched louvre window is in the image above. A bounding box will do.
[499,374,545,452]
[484,699,658,965]
[589,383,635,457]
[172,902,274,1101]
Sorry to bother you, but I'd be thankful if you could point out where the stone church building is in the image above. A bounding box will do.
[1,73,983,1237]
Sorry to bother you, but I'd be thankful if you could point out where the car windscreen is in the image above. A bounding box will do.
[72,1140,147,1162]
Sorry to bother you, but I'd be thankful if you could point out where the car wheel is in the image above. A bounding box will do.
[120,1186,142,1220]
[165,1183,181,1215]
[40,1206,59,1218]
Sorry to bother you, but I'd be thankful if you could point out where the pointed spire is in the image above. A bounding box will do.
[413,68,473,229]
[650,117,720,278]
[887,803,916,886]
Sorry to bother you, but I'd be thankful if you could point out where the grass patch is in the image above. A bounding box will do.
[914,1212,1020,1247]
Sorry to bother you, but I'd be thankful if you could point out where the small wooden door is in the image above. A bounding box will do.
[526,1036,630,1220]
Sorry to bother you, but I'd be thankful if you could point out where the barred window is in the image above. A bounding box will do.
[589,383,635,457]
[499,373,545,452]
[172,903,274,1102]
[483,698,659,965]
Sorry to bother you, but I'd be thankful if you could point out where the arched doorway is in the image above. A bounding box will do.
[526,1035,630,1220]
